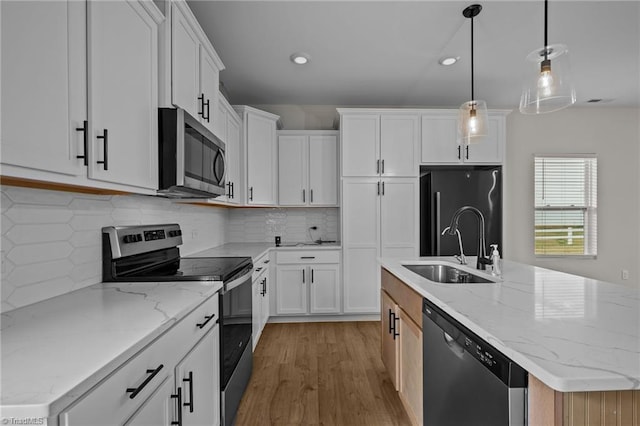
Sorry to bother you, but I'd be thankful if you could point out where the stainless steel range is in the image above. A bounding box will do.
[102,223,253,426]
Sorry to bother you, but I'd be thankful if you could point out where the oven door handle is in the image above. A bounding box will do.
[222,270,254,293]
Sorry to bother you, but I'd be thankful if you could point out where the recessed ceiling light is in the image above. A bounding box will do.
[290,53,310,65]
[439,56,459,66]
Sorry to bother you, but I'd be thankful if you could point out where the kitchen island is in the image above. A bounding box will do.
[380,257,640,425]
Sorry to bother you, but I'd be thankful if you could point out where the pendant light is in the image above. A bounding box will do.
[459,4,488,145]
[520,0,576,114]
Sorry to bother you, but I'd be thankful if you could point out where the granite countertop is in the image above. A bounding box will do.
[380,256,640,393]
[0,280,223,419]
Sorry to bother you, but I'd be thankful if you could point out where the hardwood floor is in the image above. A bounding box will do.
[235,322,412,426]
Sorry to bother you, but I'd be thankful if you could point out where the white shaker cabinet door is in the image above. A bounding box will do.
[199,46,219,135]
[309,264,341,314]
[171,3,200,120]
[260,273,270,329]
[380,178,418,259]
[380,115,419,177]
[421,115,460,163]
[1,0,87,176]
[466,116,503,164]
[175,327,220,426]
[246,113,277,205]
[278,135,308,206]
[225,112,241,203]
[124,376,175,426]
[275,266,308,315]
[341,115,380,177]
[308,135,338,206]
[252,278,263,351]
[87,0,159,190]
[342,179,381,313]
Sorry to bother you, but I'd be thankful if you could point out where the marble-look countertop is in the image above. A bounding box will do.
[0,280,222,419]
[380,257,640,392]
[189,241,341,260]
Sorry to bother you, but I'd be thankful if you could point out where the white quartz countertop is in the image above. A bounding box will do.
[0,280,222,419]
[189,242,341,260]
[380,257,640,392]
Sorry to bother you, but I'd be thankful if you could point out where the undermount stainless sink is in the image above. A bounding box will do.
[403,264,495,284]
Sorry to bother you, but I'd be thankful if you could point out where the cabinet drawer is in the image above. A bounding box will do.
[381,269,422,329]
[276,250,340,264]
[61,293,219,425]
[252,252,270,281]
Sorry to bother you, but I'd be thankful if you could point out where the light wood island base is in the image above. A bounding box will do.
[529,374,640,426]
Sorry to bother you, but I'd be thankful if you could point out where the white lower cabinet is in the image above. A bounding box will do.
[60,294,220,426]
[125,376,176,426]
[175,328,220,426]
[275,250,341,316]
[252,253,270,350]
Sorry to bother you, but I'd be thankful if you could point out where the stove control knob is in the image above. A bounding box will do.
[123,234,137,244]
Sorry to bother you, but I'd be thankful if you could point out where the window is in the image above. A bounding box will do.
[534,155,597,257]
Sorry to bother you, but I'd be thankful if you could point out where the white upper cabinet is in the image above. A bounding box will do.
[215,95,241,203]
[380,115,419,176]
[235,106,280,206]
[339,110,419,178]
[341,114,380,177]
[170,1,223,136]
[1,0,87,178]
[421,110,507,164]
[87,0,160,190]
[278,131,339,207]
[1,0,162,193]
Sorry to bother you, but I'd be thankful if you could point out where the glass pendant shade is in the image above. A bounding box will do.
[520,44,576,114]
[459,100,488,144]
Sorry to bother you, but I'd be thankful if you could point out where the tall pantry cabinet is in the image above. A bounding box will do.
[339,109,419,314]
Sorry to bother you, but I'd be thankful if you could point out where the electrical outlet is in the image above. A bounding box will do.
[310,226,318,230]
[621,269,629,280]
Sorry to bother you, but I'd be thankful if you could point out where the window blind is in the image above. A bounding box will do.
[534,155,597,256]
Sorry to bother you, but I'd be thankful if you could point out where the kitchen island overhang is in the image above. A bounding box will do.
[379,256,640,393]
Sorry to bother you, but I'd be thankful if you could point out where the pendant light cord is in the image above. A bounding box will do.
[471,14,475,102]
[544,0,548,60]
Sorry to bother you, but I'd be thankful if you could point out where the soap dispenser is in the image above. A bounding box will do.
[490,244,501,277]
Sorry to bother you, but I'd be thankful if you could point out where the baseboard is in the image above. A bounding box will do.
[267,314,381,323]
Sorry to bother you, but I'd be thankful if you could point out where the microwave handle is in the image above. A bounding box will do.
[212,150,226,185]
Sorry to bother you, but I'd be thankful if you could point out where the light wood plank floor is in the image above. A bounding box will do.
[235,321,412,426]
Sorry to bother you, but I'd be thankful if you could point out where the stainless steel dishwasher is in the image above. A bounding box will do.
[423,298,527,426]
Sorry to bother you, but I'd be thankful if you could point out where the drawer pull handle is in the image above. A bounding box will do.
[196,314,215,329]
[255,267,263,272]
[183,371,194,413]
[171,386,183,425]
[126,364,164,399]
[75,120,88,165]
[96,129,108,170]
[263,259,270,264]
[300,256,315,259]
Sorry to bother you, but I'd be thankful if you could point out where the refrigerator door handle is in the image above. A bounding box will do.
[434,191,441,256]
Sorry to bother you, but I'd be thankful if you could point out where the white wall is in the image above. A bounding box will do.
[504,108,640,286]
[254,104,640,286]
[0,186,230,312]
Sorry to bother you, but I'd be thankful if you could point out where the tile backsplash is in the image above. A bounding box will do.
[228,207,339,243]
[1,186,229,312]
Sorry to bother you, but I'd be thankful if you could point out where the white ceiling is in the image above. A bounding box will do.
[187,1,640,109]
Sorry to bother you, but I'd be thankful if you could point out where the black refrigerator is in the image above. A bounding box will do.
[420,165,502,257]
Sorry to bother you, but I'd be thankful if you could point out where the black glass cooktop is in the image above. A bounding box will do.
[125,256,252,282]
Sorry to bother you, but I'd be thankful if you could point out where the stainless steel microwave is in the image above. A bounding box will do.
[158,108,226,198]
